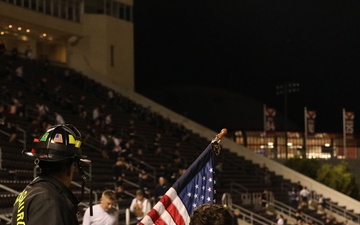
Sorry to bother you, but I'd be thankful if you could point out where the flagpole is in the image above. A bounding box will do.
[304,107,307,158]
[343,108,347,159]
[212,128,227,144]
[264,104,266,134]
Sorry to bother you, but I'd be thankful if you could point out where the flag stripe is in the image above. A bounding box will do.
[155,217,167,225]
[159,195,177,225]
[159,208,177,225]
[165,201,184,225]
[172,195,190,225]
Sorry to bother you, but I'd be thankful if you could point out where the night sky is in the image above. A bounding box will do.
[133,0,360,133]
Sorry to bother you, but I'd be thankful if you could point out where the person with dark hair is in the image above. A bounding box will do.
[260,189,269,208]
[113,157,128,187]
[288,187,299,208]
[82,189,119,225]
[138,170,152,191]
[11,124,89,225]
[277,213,285,225]
[189,204,233,225]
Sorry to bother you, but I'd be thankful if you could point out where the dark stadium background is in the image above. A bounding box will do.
[134,0,360,134]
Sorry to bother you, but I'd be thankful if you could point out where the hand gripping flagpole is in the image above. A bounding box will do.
[211,128,227,156]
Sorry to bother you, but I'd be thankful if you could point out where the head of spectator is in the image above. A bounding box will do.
[100,190,117,212]
[158,176,167,185]
[189,204,233,225]
[136,189,146,201]
[178,165,187,178]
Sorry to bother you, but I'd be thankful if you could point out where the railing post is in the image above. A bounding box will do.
[0,146,2,169]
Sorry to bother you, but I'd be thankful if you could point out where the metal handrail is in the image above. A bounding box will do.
[0,184,20,195]
[0,215,11,223]
[230,181,248,194]
[128,156,156,181]
[280,181,294,191]
[326,200,360,223]
[122,178,140,189]
[228,185,326,225]
[71,181,98,203]
[0,146,2,169]
[232,203,277,225]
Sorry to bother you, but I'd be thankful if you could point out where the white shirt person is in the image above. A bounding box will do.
[83,190,119,225]
[129,189,151,222]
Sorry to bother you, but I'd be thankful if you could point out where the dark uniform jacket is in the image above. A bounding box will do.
[12,176,79,225]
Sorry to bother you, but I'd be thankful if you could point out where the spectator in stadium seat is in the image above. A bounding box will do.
[0,104,6,126]
[24,45,34,60]
[78,95,88,120]
[152,176,169,201]
[14,90,26,118]
[83,124,96,144]
[176,164,187,180]
[138,170,152,191]
[107,90,115,105]
[105,114,112,128]
[299,186,310,209]
[36,102,50,122]
[6,122,18,143]
[277,213,285,225]
[296,181,303,192]
[261,163,272,187]
[14,65,25,85]
[113,157,128,188]
[288,187,299,208]
[259,189,269,208]
[316,194,326,214]
[115,185,126,200]
[127,119,136,136]
[294,209,304,222]
[7,98,18,122]
[92,105,100,121]
[129,189,151,223]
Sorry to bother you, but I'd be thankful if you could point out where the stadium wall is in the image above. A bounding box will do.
[68,14,134,91]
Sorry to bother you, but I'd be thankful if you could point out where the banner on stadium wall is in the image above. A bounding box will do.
[264,106,276,134]
[305,109,316,135]
[343,110,355,138]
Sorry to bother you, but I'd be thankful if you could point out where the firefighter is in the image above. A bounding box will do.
[11,124,90,225]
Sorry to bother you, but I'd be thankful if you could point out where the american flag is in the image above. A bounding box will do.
[139,143,216,225]
[53,133,63,143]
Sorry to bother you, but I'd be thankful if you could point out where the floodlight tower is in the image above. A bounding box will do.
[276,82,300,159]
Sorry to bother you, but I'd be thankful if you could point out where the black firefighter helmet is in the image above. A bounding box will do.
[22,124,92,212]
[23,124,87,161]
